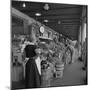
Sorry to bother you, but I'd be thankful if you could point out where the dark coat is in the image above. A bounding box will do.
[25,59,41,88]
[25,45,41,88]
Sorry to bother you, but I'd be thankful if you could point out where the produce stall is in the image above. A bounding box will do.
[11,22,77,87]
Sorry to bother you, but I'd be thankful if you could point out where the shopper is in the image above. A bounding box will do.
[25,44,41,88]
[24,29,41,88]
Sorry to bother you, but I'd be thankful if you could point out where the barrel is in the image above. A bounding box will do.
[55,63,64,78]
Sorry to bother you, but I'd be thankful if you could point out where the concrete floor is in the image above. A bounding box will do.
[51,60,87,87]
[12,60,87,89]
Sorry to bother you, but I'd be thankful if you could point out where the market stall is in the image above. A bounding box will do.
[11,18,79,87]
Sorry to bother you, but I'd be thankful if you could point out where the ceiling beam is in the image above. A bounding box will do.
[62,21,80,24]
[18,6,82,12]
[37,18,80,21]
[42,23,80,26]
[28,13,81,17]
[63,24,79,26]
[20,7,82,15]
[43,21,80,25]
[37,18,81,23]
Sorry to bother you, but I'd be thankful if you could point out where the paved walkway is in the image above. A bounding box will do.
[51,60,87,87]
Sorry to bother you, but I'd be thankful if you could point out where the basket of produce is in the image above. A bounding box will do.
[41,60,54,87]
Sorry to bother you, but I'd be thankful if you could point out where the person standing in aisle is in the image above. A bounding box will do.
[25,44,41,88]
[24,30,41,88]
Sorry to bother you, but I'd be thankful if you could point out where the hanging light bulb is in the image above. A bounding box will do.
[35,13,41,16]
[44,4,49,10]
[44,19,48,23]
[22,3,26,8]
[58,20,61,24]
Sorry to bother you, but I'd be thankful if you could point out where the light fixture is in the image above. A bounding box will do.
[58,21,61,24]
[35,13,41,16]
[22,3,26,8]
[44,19,48,23]
[44,4,49,10]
